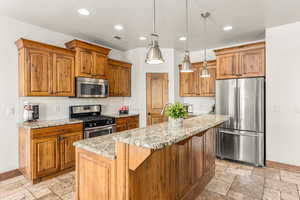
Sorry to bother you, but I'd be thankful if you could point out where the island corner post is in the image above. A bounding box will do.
[75,126,219,200]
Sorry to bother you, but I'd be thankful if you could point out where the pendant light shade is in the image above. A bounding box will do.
[180,0,193,73]
[200,12,211,78]
[181,51,193,72]
[145,34,164,64]
[200,61,210,77]
[145,0,164,64]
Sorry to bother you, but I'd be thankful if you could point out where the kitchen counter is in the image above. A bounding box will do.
[74,114,229,159]
[19,118,83,129]
[102,113,139,118]
[74,114,229,200]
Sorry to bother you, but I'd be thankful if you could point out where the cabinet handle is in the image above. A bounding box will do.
[91,74,97,76]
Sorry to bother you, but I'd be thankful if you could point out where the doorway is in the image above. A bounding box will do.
[146,73,169,126]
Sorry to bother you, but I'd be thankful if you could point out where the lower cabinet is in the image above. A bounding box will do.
[19,123,83,183]
[115,115,139,132]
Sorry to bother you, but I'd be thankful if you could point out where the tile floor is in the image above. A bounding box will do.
[1,160,300,200]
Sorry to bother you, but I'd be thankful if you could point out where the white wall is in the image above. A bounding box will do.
[266,22,300,166]
[125,48,178,127]
[0,16,129,173]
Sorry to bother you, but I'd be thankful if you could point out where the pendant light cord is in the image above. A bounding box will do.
[185,0,189,51]
[203,14,207,63]
[153,0,156,34]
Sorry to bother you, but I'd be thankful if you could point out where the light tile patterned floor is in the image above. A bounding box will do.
[1,160,300,200]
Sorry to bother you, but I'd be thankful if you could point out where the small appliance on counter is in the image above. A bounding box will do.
[183,103,193,113]
[23,103,39,122]
[118,106,129,115]
[70,105,116,139]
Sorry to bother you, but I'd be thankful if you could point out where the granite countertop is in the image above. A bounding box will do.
[74,132,123,159]
[19,119,83,129]
[103,113,139,118]
[74,114,229,159]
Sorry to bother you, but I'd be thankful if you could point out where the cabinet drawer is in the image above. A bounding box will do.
[32,123,83,139]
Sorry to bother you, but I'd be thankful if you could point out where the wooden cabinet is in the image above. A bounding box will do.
[16,38,75,97]
[204,128,216,172]
[215,42,265,79]
[216,53,239,79]
[115,115,139,132]
[19,123,83,183]
[180,60,216,97]
[65,40,111,79]
[53,53,75,96]
[60,132,83,170]
[107,59,132,97]
[32,137,60,178]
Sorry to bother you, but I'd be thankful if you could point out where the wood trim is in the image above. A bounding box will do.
[65,39,111,55]
[178,60,216,69]
[108,58,132,68]
[15,38,75,55]
[266,160,300,173]
[128,145,152,171]
[0,169,22,182]
[214,42,265,55]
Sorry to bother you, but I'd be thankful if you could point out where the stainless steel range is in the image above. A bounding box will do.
[70,105,116,138]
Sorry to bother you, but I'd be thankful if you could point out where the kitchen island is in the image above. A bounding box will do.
[74,114,229,200]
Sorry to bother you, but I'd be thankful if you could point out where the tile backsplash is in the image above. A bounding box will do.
[183,97,215,114]
[18,97,134,121]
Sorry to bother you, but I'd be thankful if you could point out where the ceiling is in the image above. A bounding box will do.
[1,0,300,51]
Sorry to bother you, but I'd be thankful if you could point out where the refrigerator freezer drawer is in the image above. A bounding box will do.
[217,130,264,166]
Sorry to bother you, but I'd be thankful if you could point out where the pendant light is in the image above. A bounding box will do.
[200,12,211,78]
[180,0,193,72]
[145,0,164,64]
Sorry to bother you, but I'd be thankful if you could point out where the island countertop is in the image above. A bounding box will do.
[74,114,229,159]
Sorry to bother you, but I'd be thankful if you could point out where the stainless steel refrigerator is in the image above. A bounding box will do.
[216,78,265,166]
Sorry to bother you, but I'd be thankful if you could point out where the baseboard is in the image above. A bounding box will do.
[0,169,22,182]
[266,160,300,173]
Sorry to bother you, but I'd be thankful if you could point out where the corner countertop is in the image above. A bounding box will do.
[102,113,139,118]
[74,114,229,159]
[19,119,83,129]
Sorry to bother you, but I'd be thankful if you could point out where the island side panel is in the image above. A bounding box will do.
[75,148,117,200]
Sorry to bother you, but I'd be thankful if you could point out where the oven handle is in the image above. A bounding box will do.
[85,124,116,131]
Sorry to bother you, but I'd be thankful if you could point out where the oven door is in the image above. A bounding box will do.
[77,77,108,98]
[84,125,116,139]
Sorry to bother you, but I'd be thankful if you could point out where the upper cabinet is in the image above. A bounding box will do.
[65,40,111,79]
[16,38,75,97]
[179,60,216,97]
[214,42,265,80]
[107,59,132,97]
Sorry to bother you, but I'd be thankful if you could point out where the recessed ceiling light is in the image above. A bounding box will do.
[223,26,233,31]
[114,25,124,31]
[139,36,147,41]
[78,8,90,16]
[179,36,187,41]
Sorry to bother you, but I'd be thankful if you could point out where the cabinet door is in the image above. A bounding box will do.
[60,132,83,170]
[199,67,216,96]
[32,137,59,178]
[53,53,75,96]
[79,50,93,76]
[239,48,265,77]
[204,128,216,172]
[192,135,204,183]
[216,53,239,79]
[26,48,52,96]
[119,67,131,96]
[116,118,128,132]
[107,64,120,96]
[180,69,198,96]
[127,116,139,130]
[93,52,107,78]
[176,140,192,199]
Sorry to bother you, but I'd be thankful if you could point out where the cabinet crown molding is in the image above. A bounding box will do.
[15,38,75,55]
[108,58,132,68]
[65,39,111,55]
[214,41,265,55]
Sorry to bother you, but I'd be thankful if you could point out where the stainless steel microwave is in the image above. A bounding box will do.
[76,77,108,98]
